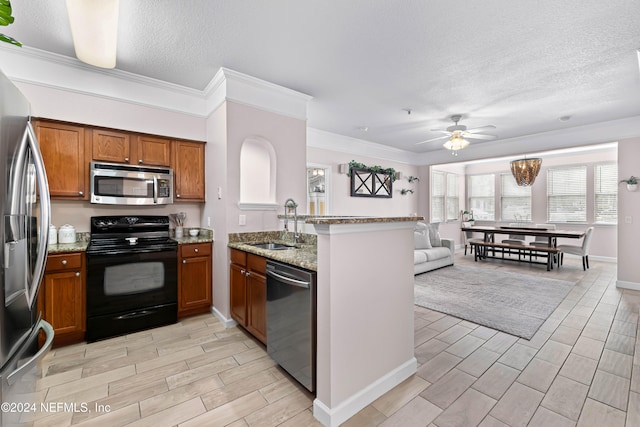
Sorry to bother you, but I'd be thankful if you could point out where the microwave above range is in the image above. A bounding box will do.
[90,161,174,205]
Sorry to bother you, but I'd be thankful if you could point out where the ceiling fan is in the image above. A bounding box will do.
[416,115,497,154]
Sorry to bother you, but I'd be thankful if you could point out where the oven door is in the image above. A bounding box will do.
[86,247,177,341]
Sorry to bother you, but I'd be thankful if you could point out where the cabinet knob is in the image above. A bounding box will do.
[182,259,187,264]
[78,191,84,196]
[61,259,67,265]
[194,248,199,253]
[138,159,143,164]
[240,269,245,274]
[246,271,251,277]
[75,272,80,277]
[124,157,129,162]
[177,194,181,198]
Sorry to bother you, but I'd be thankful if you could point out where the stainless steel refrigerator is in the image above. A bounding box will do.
[0,68,54,426]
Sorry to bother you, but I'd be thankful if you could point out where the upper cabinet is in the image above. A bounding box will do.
[35,118,205,202]
[173,140,205,202]
[34,120,90,200]
[135,135,172,167]
[91,129,131,164]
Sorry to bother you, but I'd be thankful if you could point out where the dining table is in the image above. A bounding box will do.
[460,225,586,248]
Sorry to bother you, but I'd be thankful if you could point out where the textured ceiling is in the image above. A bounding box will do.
[6,0,640,153]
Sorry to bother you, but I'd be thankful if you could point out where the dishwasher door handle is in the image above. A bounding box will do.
[267,270,310,288]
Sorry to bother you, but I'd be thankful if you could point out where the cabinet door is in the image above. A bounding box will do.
[246,271,266,344]
[43,269,85,341]
[178,255,212,317]
[92,129,131,164]
[229,263,247,325]
[173,141,205,202]
[135,135,172,167]
[35,121,89,199]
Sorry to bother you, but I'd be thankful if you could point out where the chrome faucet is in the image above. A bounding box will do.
[284,198,300,243]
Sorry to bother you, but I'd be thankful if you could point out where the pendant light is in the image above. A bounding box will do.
[510,157,542,186]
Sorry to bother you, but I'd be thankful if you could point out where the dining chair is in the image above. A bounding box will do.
[529,224,557,247]
[557,227,594,270]
[461,221,483,255]
[501,223,526,245]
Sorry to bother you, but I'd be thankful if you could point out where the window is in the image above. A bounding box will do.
[594,163,617,224]
[431,171,445,222]
[547,166,587,222]
[468,174,495,220]
[446,174,459,221]
[501,173,531,221]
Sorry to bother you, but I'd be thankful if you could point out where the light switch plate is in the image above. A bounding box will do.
[239,214,246,226]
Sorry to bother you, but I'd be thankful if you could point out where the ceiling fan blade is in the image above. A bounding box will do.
[463,133,497,140]
[415,134,450,145]
[465,125,496,133]
[428,129,452,134]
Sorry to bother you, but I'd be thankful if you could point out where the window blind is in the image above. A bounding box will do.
[594,163,617,224]
[446,174,459,221]
[547,166,587,222]
[431,171,445,222]
[501,173,531,221]
[468,174,495,221]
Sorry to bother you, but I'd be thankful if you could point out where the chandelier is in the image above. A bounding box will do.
[442,134,469,156]
[510,158,542,186]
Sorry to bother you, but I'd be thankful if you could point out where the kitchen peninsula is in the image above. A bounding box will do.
[230,216,420,427]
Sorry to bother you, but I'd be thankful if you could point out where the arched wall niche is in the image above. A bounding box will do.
[239,136,278,209]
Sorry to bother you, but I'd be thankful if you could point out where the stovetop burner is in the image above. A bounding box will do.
[87,215,177,254]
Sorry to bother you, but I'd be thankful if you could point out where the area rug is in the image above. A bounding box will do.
[414,265,575,340]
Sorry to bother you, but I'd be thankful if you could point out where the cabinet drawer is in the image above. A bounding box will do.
[230,248,247,266]
[46,253,82,272]
[247,253,266,274]
[180,243,211,258]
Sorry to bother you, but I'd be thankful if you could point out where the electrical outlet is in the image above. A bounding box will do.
[239,214,246,226]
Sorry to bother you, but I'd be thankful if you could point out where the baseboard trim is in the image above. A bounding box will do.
[616,280,640,290]
[211,306,237,328]
[313,357,417,427]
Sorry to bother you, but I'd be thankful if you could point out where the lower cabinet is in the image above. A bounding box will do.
[39,252,86,346]
[178,242,213,317]
[229,248,267,344]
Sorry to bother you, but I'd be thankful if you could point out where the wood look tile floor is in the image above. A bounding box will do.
[29,252,639,426]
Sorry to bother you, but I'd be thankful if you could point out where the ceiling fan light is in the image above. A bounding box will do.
[66,0,119,69]
[510,158,542,186]
[443,135,470,152]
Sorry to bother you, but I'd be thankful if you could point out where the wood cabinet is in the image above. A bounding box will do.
[178,242,213,318]
[39,252,86,346]
[173,140,205,202]
[135,135,172,167]
[91,128,131,164]
[229,248,267,344]
[34,120,90,200]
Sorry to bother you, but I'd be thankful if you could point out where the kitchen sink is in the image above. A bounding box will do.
[249,242,296,250]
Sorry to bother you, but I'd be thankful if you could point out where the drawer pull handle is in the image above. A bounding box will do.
[194,248,199,253]
[78,191,84,196]
[61,259,67,265]
[124,157,129,162]
[139,159,143,164]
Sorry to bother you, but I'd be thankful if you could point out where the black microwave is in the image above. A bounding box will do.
[90,162,174,205]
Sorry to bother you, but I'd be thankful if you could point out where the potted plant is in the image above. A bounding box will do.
[620,176,638,191]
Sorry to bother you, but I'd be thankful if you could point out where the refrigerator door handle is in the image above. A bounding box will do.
[6,320,54,386]
[24,122,51,307]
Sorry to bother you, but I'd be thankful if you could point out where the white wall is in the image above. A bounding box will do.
[617,138,640,288]
[307,146,419,217]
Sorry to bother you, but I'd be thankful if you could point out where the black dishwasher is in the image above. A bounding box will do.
[266,260,317,392]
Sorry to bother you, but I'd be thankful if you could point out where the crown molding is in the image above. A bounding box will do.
[307,128,416,164]
[204,67,312,120]
[0,44,207,116]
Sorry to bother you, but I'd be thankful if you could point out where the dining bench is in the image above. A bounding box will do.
[470,241,560,271]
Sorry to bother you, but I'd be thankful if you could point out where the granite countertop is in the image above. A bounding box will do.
[47,229,214,254]
[304,216,424,225]
[228,231,317,271]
